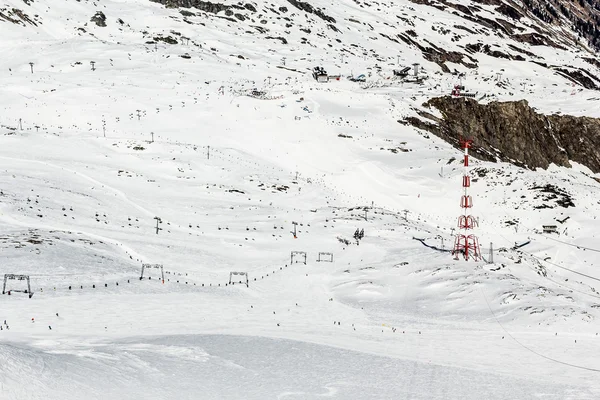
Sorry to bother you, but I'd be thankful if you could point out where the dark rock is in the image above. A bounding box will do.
[529,184,575,208]
[554,68,600,90]
[154,35,178,44]
[251,25,268,34]
[265,36,288,44]
[512,33,566,50]
[495,3,522,20]
[149,0,246,14]
[398,33,477,71]
[4,8,38,26]
[583,57,600,70]
[406,97,600,173]
[90,11,107,27]
[465,42,524,60]
[507,44,537,58]
[286,0,336,23]
[411,0,600,52]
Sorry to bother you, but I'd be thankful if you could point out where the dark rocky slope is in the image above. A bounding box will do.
[406,97,600,173]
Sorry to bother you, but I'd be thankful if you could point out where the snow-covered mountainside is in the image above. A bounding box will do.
[1,0,600,398]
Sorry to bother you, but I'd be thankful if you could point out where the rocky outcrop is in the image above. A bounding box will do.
[90,11,106,27]
[286,0,336,23]
[405,97,600,173]
[410,0,600,52]
[150,0,245,14]
[0,8,38,26]
[554,68,600,90]
[465,42,525,61]
[398,33,477,72]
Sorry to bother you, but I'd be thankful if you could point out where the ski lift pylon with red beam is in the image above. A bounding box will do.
[458,215,478,229]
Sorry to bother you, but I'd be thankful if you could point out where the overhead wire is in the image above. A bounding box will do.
[516,221,600,254]
[516,248,600,284]
[483,223,600,301]
[480,286,600,373]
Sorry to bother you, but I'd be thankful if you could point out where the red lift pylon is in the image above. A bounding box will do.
[452,138,482,261]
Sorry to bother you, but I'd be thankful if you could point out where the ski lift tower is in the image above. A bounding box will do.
[452,138,482,261]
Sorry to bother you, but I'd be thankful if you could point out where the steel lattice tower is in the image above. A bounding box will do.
[452,138,482,261]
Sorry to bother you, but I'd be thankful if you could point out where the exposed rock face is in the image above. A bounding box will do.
[406,97,600,173]
[90,11,107,27]
[149,0,243,14]
[0,8,38,26]
[397,33,477,72]
[286,0,336,23]
[409,0,600,51]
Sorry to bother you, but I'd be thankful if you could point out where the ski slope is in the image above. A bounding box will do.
[1,0,600,398]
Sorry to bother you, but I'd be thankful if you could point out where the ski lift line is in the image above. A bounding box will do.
[516,221,600,254]
[490,230,600,289]
[480,286,600,373]
[506,241,600,300]
[541,234,600,254]
[518,249,600,284]
[539,269,600,301]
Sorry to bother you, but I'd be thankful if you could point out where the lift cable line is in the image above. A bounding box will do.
[517,249,600,284]
[480,286,600,373]
[537,233,600,254]
[492,230,600,299]
[495,228,600,284]
[515,221,600,254]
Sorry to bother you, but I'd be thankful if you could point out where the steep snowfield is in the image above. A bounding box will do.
[1,0,600,398]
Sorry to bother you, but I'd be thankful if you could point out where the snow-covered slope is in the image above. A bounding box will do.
[1,0,600,398]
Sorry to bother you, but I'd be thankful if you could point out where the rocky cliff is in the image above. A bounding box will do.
[405,97,600,173]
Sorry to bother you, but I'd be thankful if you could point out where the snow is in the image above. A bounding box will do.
[1,0,600,398]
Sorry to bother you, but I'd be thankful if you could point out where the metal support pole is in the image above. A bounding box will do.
[154,217,161,234]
